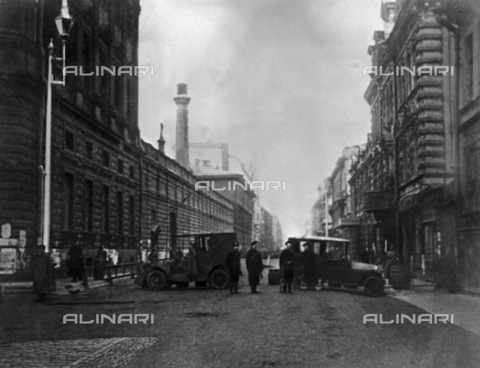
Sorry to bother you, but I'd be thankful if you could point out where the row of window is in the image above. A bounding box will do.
[63,173,136,236]
[66,1,137,117]
[65,131,135,178]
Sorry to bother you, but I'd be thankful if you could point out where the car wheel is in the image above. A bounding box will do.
[364,276,384,297]
[148,271,168,290]
[209,269,230,289]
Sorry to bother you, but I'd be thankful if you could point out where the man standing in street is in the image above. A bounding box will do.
[279,241,295,293]
[246,241,263,294]
[32,245,56,302]
[302,242,318,291]
[226,242,242,294]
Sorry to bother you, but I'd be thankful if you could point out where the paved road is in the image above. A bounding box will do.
[1,268,480,368]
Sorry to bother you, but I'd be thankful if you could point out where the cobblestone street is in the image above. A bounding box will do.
[1,265,480,368]
[0,337,157,368]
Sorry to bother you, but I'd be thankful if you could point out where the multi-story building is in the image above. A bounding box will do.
[255,206,283,254]
[0,0,235,272]
[349,138,394,263]
[309,183,332,237]
[351,0,457,283]
[271,216,284,251]
[0,0,143,264]
[193,171,255,247]
[349,0,480,291]
[327,146,362,259]
[190,142,229,172]
[434,0,480,292]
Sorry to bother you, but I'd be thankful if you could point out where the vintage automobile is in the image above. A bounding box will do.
[287,236,385,297]
[135,232,237,290]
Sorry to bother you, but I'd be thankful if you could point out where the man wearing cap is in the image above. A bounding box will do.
[32,245,56,302]
[226,242,242,294]
[280,241,296,293]
[246,241,263,293]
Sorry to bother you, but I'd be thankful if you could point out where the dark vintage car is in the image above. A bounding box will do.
[135,232,237,290]
[287,236,385,297]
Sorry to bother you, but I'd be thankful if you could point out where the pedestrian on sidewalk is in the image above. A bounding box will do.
[67,241,85,282]
[93,244,108,280]
[226,242,242,294]
[279,241,295,293]
[246,241,263,294]
[32,245,56,302]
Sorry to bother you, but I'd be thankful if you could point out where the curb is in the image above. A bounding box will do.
[0,276,135,300]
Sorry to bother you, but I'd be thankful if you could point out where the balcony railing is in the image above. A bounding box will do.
[363,190,394,212]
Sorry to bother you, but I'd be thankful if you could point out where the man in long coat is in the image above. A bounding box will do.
[32,245,56,302]
[93,244,108,280]
[302,242,318,291]
[245,241,263,294]
[67,241,84,282]
[226,242,242,294]
[280,241,296,293]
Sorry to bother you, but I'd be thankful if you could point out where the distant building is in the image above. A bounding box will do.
[190,142,229,172]
[193,171,255,247]
[255,207,282,253]
[309,183,332,237]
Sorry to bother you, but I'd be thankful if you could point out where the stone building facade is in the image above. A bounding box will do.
[193,172,254,247]
[348,0,480,291]
[0,0,235,269]
[350,0,457,283]
[328,146,362,259]
[435,0,480,292]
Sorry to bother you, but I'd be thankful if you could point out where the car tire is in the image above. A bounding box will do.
[364,276,384,297]
[209,269,230,289]
[148,271,168,290]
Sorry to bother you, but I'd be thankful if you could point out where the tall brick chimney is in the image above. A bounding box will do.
[174,83,191,168]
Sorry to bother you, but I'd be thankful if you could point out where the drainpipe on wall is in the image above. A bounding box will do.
[138,145,142,261]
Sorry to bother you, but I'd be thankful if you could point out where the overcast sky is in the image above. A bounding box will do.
[138,0,384,238]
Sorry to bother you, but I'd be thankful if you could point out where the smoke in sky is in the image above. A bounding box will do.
[139,0,384,237]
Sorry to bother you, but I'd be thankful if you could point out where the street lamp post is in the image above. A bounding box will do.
[42,0,74,252]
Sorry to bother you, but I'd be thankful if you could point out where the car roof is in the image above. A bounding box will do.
[288,235,350,242]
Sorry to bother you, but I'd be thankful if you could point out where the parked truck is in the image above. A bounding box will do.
[135,232,237,290]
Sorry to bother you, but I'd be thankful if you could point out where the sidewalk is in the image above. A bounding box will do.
[0,275,134,299]
[388,279,480,336]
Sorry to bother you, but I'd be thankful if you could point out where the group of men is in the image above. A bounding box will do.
[226,240,263,294]
[279,241,318,292]
[225,240,319,294]
[32,242,110,303]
